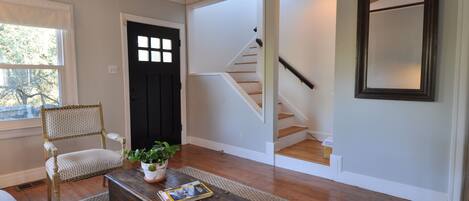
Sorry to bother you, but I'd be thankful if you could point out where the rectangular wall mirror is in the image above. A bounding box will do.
[355,0,439,101]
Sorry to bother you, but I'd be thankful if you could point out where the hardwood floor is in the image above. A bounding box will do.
[4,144,405,201]
[277,139,330,166]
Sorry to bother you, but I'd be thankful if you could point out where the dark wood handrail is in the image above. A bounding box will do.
[255,38,314,89]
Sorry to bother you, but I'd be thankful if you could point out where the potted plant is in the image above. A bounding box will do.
[125,141,179,183]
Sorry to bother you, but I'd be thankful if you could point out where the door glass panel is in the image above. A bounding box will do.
[138,36,148,48]
[163,52,172,63]
[151,38,160,49]
[162,39,172,50]
[138,50,149,61]
[151,51,161,62]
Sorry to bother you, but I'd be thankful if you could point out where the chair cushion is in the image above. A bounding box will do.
[0,190,16,201]
[46,149,122,181]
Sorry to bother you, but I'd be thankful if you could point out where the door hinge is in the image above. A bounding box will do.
[178,39,181,47]
[178,81,182,90]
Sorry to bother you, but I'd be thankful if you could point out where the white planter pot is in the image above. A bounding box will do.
[141,160,168,183]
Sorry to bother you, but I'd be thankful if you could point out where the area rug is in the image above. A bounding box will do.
[80,166,287,201]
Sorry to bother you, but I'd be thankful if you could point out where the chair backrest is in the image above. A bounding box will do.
[41,104,104,141]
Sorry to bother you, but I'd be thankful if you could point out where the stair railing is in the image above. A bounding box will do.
[254,28,314,90]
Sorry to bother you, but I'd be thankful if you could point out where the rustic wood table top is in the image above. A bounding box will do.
[105,167,248,201]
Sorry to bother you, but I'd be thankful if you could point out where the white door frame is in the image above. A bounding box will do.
[120,13,188,149]
[449,0,469,200]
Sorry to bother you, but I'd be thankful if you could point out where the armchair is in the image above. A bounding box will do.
[41,104,125,201]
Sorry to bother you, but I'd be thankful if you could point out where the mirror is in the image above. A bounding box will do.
[355,0,439,101]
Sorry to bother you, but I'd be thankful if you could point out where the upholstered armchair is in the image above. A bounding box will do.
[41,104,125,201]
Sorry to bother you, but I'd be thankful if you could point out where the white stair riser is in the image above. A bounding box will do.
[244,48,259,55]
[276,130,308,151]
[239,83,262,93]
[250,94,262,103]
[229,73,259,82]
[235,55,258,63]
[230,64,257,72]
[278,116,298,130]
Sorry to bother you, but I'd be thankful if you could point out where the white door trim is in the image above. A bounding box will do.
[448,0,469,200]
[119,13,188,149]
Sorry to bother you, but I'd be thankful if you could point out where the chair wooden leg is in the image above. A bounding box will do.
[53,175,61,201]
[46,174,52,201]
[102,176,107,187]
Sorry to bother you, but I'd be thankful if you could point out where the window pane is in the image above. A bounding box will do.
[0,68,60,121]
[163,52,172,63]
[138,36,148,48]
[151,38,160,49]
[138,50,149,61]
[151,51,161,62]
[0,23,62,66]
[162,39,172,50]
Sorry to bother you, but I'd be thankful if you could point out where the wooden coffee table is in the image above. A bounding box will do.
[105,168,248,201]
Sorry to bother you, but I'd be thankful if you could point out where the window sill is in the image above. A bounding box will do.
[0,119,42,140]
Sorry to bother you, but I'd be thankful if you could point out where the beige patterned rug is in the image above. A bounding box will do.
[81,166,287,201]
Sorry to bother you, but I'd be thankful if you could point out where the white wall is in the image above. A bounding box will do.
[188,0,257,73]
[0,0,185,176]
[334,0,457,193]
[278,0,336,135]
[188,74,271,153]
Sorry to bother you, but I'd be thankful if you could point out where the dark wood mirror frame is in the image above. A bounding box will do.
[355,0,439,101]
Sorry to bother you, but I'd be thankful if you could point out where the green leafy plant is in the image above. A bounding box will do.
[124,141,180,165]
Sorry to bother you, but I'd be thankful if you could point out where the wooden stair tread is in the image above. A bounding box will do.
[227,71,256,73]
[278,112,294,120]
[248,91,262,95]
[237,80,259,84]
[249,46,258,49]
[242,53,257,57]
[278,126,307,139]
[234,61,257,65]
[276,139,330,165]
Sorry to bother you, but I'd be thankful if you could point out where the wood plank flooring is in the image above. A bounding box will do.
[277,139,330,166]
[4,144,405,201]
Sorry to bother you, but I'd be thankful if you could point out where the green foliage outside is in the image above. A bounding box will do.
[0,23,61,119]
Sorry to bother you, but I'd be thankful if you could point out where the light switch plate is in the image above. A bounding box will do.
[108,65,118,74]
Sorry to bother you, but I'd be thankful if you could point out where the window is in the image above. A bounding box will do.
[0,23,62,121]
[0,0,76,130]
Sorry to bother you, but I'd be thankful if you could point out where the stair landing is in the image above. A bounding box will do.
[276,139,330,166]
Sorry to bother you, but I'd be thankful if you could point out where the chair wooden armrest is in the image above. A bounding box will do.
[44,141,58,156]
[106,133,126,145]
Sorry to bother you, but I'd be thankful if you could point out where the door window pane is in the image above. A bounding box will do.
[151,51,161,62]
[0,68,60,120]
[163,52,172,63]
[151,38,160,49]
[162,39,172,50]
[138,36,148,48]
[138,50,149,61]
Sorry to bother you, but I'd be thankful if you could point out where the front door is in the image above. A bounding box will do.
[127,21,181,149]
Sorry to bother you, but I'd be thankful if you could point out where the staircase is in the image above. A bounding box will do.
[225,40,310,152]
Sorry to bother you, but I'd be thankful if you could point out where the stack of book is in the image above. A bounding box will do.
[158,181,214,201]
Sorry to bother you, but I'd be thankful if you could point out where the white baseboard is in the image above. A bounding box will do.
[332,155,448,201]
[307,130,332,142]
[188,136,274,165]
[0,167,45,188]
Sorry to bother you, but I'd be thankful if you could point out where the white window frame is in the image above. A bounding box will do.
[0,0,77,132]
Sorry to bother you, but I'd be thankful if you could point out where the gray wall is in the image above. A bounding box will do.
[334,0,457,193]
[0,0,185,175]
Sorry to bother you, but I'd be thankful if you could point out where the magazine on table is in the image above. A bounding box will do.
[158,180,214,201]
